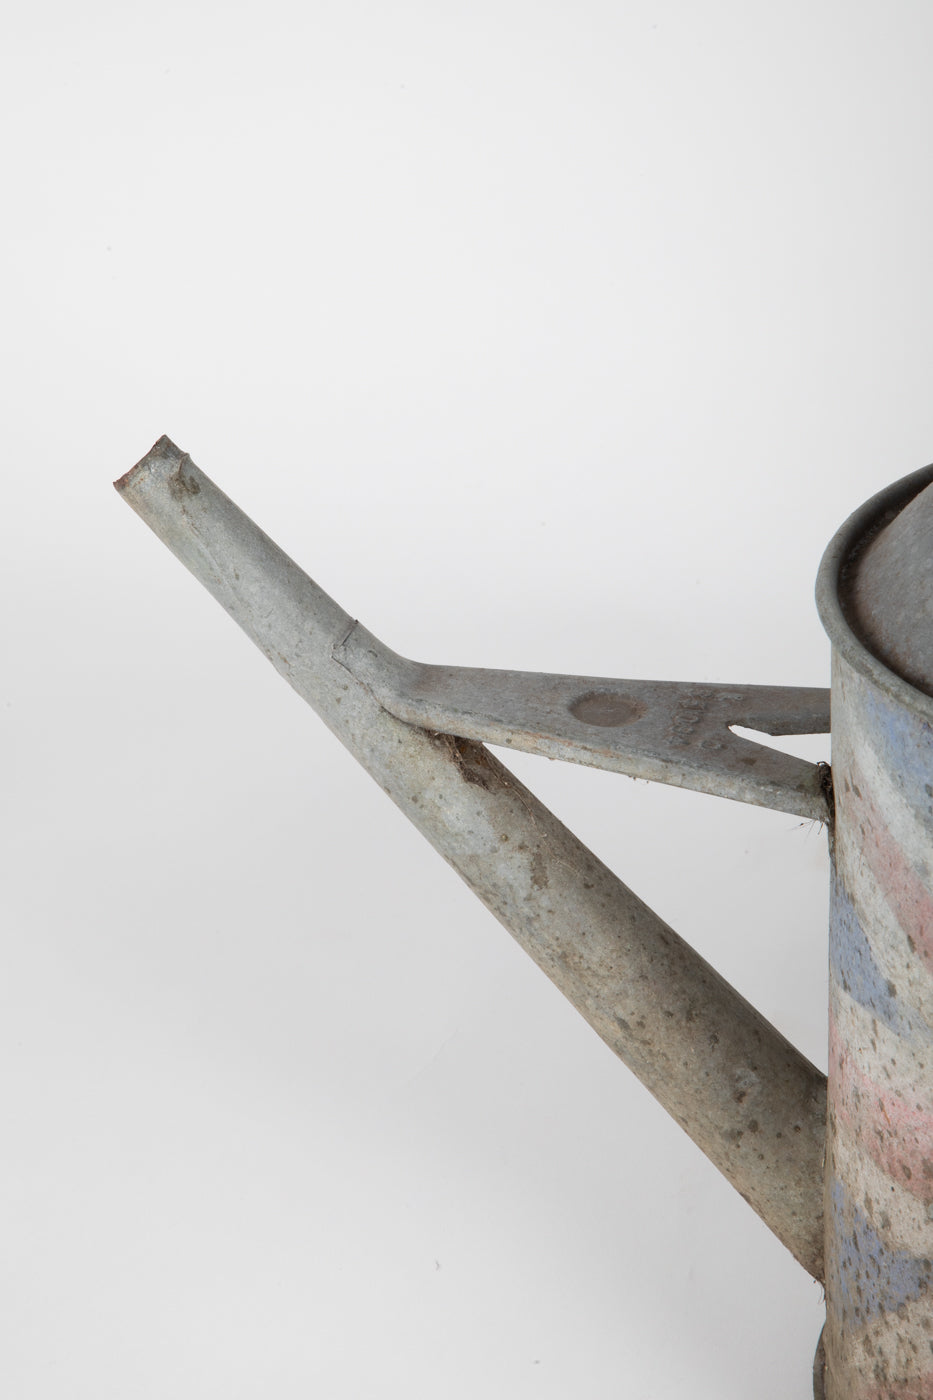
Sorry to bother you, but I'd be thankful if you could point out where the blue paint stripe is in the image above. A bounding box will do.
[830,1179,933,1327]
[847,671,933,848]
[830,872,931,1040]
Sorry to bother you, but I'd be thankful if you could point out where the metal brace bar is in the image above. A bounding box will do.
[335,623,832,821]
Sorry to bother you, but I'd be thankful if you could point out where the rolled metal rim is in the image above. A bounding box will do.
[815,463,933,720]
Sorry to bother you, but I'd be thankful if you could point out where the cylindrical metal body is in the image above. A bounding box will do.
[818,467,933,1399]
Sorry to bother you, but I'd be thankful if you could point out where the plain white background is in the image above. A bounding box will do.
[5,1,933,1395]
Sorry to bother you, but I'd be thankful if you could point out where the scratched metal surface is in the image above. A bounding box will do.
[117,436,827,1279]
[825,658,933,1398]
[817,466,933,1398]
[335,622,831,820]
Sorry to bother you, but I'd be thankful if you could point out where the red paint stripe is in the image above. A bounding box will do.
[830,1013,933,1205]
[840,761,933,976]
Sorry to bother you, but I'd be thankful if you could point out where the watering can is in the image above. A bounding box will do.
[116,439,933,1398]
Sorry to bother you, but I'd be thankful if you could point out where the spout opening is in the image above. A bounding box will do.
[113,435,188,496]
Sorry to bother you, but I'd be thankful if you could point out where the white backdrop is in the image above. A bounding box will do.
[5,2,933,1396]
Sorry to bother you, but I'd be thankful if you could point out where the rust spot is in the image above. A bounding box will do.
[530,850,549,890]
[168,458,201,499]
[433,733,495,790]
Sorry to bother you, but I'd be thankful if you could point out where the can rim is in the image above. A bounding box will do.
[815,463,933,720]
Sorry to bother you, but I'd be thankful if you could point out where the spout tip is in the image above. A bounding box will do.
[113,435,186,495]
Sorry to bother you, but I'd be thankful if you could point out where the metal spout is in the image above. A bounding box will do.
[117,436,827,1279]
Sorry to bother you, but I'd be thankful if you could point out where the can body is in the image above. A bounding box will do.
[826,649,933,1397]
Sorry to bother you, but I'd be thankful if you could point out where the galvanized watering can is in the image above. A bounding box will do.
[117,440,933,1398]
